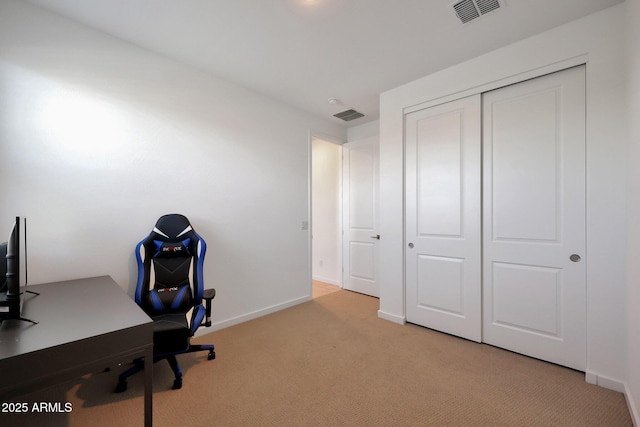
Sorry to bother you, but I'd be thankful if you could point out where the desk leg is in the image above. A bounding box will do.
[144,346,153,427]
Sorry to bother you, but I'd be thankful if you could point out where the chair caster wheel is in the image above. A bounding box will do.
[172,378,183,390]
[115,380,128,393]
[208,350,215,360]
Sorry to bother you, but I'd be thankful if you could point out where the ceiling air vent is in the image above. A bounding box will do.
[333,109,364,122]
[452,0,502,24]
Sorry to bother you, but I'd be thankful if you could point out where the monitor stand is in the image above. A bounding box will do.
[0,289,40,325]
[19,290,40,324]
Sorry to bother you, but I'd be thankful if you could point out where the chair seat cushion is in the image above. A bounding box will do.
[152,313,190,354]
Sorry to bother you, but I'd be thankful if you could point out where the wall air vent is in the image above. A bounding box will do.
[333,109,365,122]
[452,0,502,24]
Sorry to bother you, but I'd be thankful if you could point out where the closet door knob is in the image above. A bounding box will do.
[570,254,581,262]
[408,243,414,249]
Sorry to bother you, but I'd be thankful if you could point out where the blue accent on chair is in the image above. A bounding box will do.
[116,214,216,393]
[193,233,206,303]
[191,305,206,335]
[134,240,145,306]
[171,286,189,310]
[150,291,164,311]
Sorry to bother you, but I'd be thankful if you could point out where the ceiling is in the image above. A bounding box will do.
[23,0,624,127]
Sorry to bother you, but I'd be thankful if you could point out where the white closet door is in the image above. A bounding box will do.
[405,95,482,342]
[482,66,586,370]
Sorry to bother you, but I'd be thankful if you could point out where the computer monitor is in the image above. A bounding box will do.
[0,216,37,324]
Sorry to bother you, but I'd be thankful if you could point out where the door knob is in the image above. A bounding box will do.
[370,234,380,240]
[408,243,414,248]
[570,254,581,262]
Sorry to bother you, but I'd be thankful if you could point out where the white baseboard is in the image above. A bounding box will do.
[195,295,312,335]
[312,275,341,287]
[589,373,638,425]
[378,310,405,325]
[624,382,640,427]
[585,370,625,393]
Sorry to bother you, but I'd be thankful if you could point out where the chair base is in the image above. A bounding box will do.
[115,344,214,393]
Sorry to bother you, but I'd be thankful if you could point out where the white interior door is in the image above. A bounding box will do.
[405,95,482,342]
[482,66,586,370]
[342,137,380,297]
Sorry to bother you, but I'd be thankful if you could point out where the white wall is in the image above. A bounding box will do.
[626,0,640,421]
[0,0,345,329]
[380,5,628,389]
[311,137,342,286]
[347,120,379,142]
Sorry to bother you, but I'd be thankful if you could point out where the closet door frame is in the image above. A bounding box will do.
[402,64,586,370]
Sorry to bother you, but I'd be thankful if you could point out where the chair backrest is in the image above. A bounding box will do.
[134,214,206,316]
[0,242,7,292]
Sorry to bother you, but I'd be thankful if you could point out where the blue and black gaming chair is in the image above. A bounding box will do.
[116,214,216,392]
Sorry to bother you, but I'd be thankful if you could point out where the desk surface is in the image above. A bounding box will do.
[0,276,153,426]
[0,275,151,359]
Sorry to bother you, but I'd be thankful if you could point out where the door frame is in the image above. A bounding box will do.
[308,131,345,297]
[402,66,586,345]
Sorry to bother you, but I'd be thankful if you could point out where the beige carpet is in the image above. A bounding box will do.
[2,288,632,426]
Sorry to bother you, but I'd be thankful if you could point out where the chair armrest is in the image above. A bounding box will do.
[203,288,216,300]
[203,288,216,327]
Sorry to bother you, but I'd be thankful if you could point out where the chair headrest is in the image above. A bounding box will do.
[152,214,194,240]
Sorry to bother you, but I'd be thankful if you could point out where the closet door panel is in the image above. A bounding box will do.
[405,95,481,342]
[482,66,586,370]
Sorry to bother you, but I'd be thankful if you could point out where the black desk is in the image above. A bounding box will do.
[0,276,153,427]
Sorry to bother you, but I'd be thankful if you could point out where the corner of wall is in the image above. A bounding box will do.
[378,310,406,325]
[585,371,626,393]
[347,120,380,142]
[625,382,640,426]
